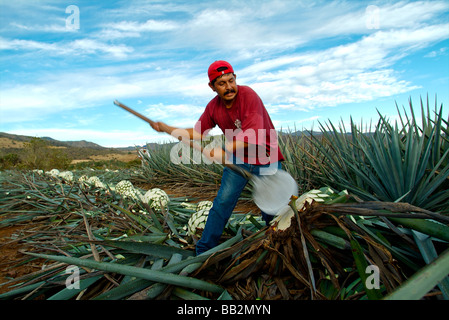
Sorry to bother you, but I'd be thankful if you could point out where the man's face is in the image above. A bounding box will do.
[209,73,238,104]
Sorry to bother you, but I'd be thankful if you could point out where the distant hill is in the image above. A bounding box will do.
[41,136,105,149]
[287,130,323,137]
[0,132,177,151]
[0,132,138,162]
[0,132,106,150]
[0,132,186,165]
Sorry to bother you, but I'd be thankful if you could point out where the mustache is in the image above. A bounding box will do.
[225,89,236,95]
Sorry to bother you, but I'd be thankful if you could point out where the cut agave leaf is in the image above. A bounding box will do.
[25,252,223,294]
[385,248,449,300]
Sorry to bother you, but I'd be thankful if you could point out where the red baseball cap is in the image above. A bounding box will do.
[208,60,234,82]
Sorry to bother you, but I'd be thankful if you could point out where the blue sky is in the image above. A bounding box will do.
[1,0,448,147]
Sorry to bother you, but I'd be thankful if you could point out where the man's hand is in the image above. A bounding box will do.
[150,121,165,133]
[150,122,197,142]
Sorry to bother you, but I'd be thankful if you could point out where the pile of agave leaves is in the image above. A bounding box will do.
[1,168,449,301]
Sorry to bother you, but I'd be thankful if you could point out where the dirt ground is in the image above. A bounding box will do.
[0,223,39,294]
[71,153,139,164]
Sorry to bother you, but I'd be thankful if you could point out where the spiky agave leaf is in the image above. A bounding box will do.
[290,96,449,213]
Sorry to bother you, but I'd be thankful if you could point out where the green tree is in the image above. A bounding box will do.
[0,153,21,170]
[22,137,72,170]
[22,137,48,169]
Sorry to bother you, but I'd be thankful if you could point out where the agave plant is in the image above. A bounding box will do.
[137,142,225,193]
[192,189,449,300]
[1,96,448,301]
[0,169,261,300]
[306,96,449,213]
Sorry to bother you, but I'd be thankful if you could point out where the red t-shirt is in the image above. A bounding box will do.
[194,85,284,165]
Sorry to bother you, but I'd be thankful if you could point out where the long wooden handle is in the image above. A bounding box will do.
[114,100,156,126]
[113,100,253,179]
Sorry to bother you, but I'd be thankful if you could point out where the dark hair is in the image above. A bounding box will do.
[211,73,236,87]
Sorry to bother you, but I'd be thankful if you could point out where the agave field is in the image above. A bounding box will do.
[0,97,448,300]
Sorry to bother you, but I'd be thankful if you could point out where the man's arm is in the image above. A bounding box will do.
[150,122,203,141]
[152,121,243,164]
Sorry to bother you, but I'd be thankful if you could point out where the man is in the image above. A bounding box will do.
[150,60,284,255]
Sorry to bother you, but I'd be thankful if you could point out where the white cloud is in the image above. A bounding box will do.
[425,47,448,58]
[0,37,133,58]
[10,22,72,33]
[4,128,166,148]
[1,0,448,147]
[0,37,58,52]
[70,39,134,58]
[2,17,447,122]
[169,6,303,57]
[2,19,446,124]
[0,77,138,123]
[113,19,178,32]
[157,1,449,58]
[309,1,449,37]
[0,63,212,125]
[274,115,322,132]
[238,22,448,110]
[145,103,204,120]
[98,19,180,39]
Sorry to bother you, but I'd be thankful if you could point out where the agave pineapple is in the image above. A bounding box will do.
[87,176,107,189]
[115,180,141,200]
[46,168,60,178]
[78,175,89,184]
[188,200,213,237]
[58,171,74,183]
[140,188,170,211]
[32,169,44,175]
[196,200,213,211]
[270,187,346,231]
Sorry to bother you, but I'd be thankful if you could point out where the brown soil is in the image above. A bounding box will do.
[0,137,26,149]
[71,153,138,164]
[0,223,40,294]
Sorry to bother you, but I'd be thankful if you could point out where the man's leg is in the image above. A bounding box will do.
[195,165,249,255]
